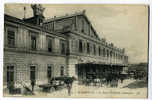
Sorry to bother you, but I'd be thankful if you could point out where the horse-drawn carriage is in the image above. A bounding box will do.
[39,76,76,92]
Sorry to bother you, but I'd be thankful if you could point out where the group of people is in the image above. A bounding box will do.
[83,74,125,88]
[30,75,125,95]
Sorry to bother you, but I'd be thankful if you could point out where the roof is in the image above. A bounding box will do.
[4,13,128,56]
[44,10,100,40]
[4,14,67,38]
[5,14,42,29]
[44,11,85,23]
[44,11,127,54]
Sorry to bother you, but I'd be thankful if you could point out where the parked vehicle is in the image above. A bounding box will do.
[39,76,76,93]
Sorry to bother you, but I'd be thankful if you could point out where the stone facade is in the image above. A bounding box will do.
[4,4,128,88]
[4,51,67,87]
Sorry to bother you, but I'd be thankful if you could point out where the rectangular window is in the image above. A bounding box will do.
[31,35,36,50]
[87,42,90,54]
[94,44,96,55]
[30,66,36,81]
[81,20,84,32]
[60,66,64,76]
[107,50,109,58]
[48,39,52,52]
[99,47,101,56]
[88,26,90,35]
[61,42,66,54]
[79,40,83,53]
[103,48,105,57]
[7,66,14,83]
[7,30,15,47]
[116,54,118,59]
[47,66,52,78]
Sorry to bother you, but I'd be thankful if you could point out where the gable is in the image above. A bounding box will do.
[77,15,100,40]
[43,16,76,32]
[43,12,100,40]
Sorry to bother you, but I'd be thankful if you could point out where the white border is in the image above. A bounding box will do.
[0,0,4,99]
[1,0,152,100]
[148,2,152,100]
[3,0,150,4]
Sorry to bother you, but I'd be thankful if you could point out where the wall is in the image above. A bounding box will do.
[4,51,67,88]
[68,33,125,65]
[4,22,67,55]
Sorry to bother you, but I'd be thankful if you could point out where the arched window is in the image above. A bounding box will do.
[60,66,64,76]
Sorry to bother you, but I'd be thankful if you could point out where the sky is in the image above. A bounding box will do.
[4,4,148,64]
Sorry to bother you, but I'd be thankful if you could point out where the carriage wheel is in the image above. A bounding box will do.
[49,87,55,93]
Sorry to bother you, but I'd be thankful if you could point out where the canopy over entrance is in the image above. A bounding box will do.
[76,62,128,81]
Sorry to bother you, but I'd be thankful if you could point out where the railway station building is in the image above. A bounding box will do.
[4,4,128,88]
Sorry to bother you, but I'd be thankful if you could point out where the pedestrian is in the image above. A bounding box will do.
[67,83,72,96]
[31,80,35,92]
[65,77,75,96]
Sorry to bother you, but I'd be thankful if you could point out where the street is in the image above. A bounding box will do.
[5,79,147,98]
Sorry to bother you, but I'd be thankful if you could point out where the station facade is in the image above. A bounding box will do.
[4,4,128,88]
